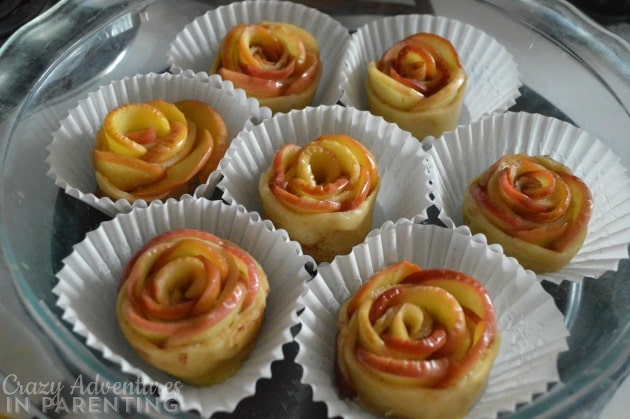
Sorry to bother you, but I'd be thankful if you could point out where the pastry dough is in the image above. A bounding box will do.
[366,33,466,141]
[116,229,269,386]
[211,21,322,113]
[336,260,499,419]
[92,99,227,202]
[258,134,379,263]
[463,154,593,273]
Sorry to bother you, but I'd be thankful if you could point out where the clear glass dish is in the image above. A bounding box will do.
[0,0,628,417]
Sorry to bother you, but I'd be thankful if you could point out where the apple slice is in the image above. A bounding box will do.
[345,260,422,318]
[550,174,592,251]
[219,67,285,98]
[263,21,319,55]
[356,346,449,386]
[139,120,189,164]
[138,290,195,321]
[153,237,227,274]
[175,100,228,181]
[144,99,186,125]
[372,285,468,358]
[126,127,157,146]
[269,182,342,213]
[236,24,284,69]
[402,269,496,331]
[132,128,213,199]
[93,149,166,190]
[164,282,246,347]
[102,103,171,157]
[241,58,296,80]
[218,24,250,70]
[281,52,320,96]
[317,134,379,185]
[295,143,341,186]
[367,61,425,111]
[267,23,306,64]
[95,171,166,203]
[405,33,462,69]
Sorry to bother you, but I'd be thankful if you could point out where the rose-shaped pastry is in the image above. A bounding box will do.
[336,260,500,419]
[366,33,467,141]
[116,229,269,386]
[92,99,228,202]
[211,21,322,114]
[258,134,379,263]
[463,154,593,273]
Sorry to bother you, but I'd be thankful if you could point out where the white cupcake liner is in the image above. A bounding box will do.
[295,217,568,418]
[52,197,310,416]
[167,0,351,107]
[339,14,521,134]
[205,104,437,261]
[428,111,630,284]
[46,72,272,217]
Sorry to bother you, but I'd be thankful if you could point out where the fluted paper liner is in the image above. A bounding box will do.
[208,105,437,259]
[295,218,568,418]
[52,198,310,416]
[46,72,272,217]
[339,14,521,137]
[428,111,630,284]
[167,0,350,107]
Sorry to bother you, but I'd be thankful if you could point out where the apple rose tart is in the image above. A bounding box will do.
[463,154,593,273]
[258,134,380,263]
[366,33,467,141]
[211,21,322,114]
[336,260,500,419]
[116,229,270,386]
[92,99,228,202]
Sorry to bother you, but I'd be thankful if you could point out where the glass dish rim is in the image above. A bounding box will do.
[0,0,628,417]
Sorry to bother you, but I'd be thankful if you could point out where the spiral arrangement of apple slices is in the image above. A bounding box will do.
[336,260,500,419]
[211,21,322,114]
[463,154,593,273]
[116,229,269,386]
[92,99,228,203]
[258,134,380,263]
[366,32,467,141]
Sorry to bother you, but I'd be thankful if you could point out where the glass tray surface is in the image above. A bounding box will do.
[0,0,628,417]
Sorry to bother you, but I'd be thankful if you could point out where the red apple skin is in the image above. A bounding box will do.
[356,346,450,382]
[174,100,228,182]
[345,260,421,318]
[381,328,448,357]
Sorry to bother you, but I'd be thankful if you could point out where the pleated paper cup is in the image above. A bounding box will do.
[428,111,630,284]
[339,14,521,135]
[296,218,569,418]
[46,72,271,217]
[167,0,350,107]
[207,104,437,261]
[52,197,310,416]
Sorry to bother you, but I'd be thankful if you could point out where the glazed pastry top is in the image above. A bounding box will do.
[465,154,592,253]
[117,229,268,348]
[211,21,321,102]
[335,260,500,418]
[336,260,498,394]
[265,134,379,213]
[367,33,466,112]
[92,99,227,202]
